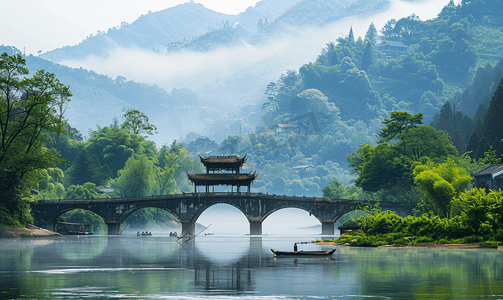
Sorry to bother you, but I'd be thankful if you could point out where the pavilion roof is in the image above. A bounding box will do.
[187,172,257,186]
[199,155,247,168]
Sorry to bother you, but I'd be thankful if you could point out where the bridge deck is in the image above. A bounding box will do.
[36,192,365,205]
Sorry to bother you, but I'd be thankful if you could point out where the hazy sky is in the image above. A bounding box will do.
[1,0,260,55]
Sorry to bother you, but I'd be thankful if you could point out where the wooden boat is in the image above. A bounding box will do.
[270,249,336,257]
[55,222,93,235]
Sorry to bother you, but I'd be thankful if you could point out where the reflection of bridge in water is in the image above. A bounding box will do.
[33,192,411,235]
[29,236,273,294]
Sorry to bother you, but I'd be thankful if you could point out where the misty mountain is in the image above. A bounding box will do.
[41,2,237,61]
[235,0,301,33]
[1,45,259,145]
[266,0,389,29]
[42,0,391,62]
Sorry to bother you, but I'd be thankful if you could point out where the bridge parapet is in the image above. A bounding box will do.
[36,192,369,205]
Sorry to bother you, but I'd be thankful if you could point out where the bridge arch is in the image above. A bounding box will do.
[194,203,250,235]
[118,205,183,225]
[50,207,105,223]
[190,202,249,225]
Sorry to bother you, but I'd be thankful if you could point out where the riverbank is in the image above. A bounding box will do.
[315,241,503,250]
[0,224,62,238]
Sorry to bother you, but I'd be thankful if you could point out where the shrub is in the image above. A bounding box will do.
[414,236,434,244]
[341,219,359,227]
[351,235,387,247]
[495,229,503,242]
[358,210,403,235]
[463,235,483,243]
[478,241,499,248]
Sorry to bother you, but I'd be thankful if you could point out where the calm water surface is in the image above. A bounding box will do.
[1,234,503,299]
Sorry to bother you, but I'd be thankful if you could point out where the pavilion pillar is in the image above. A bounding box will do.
[107,221,121,235]
[250,221,262,235]
[321,221,334,235]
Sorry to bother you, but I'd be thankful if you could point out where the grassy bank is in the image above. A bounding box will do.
[312,231,501,248]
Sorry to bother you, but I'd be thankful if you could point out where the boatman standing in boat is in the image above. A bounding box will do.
[294,243,298,253]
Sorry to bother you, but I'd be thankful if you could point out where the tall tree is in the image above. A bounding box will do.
[0,52,71,224]
[364,22,377,44]
[377,111,424,143]
[413,158,472,217]
[121,107,157,136]
[482,79,503,157]
[111,154,154,198]
[347,26,355,44]
[65,148,111,186]
[361,41,373,72]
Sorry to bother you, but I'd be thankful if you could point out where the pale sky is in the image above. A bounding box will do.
[0,0,260,55]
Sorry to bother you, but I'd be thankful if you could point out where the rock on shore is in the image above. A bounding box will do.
[0,224,62,238]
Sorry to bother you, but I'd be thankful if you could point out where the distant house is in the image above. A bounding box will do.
[472,164,503,190]
[376,40,409,57]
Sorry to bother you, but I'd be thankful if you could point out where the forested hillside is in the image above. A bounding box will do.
[201,0,503,199]
[265,0,389,29]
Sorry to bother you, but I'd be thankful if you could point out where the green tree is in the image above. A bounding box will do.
[121,107,157,136]
[481,79,503,158]
[347,26,355,44]
[399,126,458,161]
[0,52,71,225]
[452,188,503,235]
[347,143,374,176]
[364,22,378,44]
[361,41,373,72]
[86,125,156,177]
[153,151,178,195]
[110,154,154,197]
[64,182,105,200]
[262,82,279,111]
[413,158,472,217]
[65,148,112,186]
[348,113,458,196]
[354,143,409,192]
[378,111,424,143]
[322,177,346,199]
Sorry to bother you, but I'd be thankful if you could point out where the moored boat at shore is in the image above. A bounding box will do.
[270,249,336,256]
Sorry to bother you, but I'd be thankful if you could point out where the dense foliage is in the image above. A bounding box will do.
[334,188,503,247]
[0,53,71,226]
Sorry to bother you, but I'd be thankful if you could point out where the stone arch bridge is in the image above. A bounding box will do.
[32,192,412,235]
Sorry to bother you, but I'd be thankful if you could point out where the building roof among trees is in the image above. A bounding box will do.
[377,40,409,48]
[473,164,503,177]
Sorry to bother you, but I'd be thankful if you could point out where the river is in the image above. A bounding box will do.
[1,234,502,299]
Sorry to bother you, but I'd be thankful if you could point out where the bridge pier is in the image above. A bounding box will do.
[181,221,195,236]
[249,221,262,235]
[37,221,55,232]
[107,222,121,235]
[321,222,334,235]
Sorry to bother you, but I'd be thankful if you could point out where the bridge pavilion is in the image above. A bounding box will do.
[187,155,257,193]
